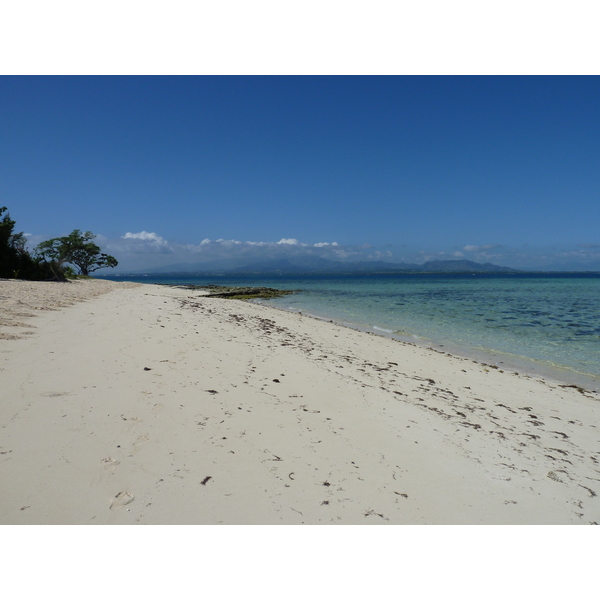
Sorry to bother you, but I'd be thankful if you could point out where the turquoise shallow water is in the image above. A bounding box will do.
[101,273,600,388]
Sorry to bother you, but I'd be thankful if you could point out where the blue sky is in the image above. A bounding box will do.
[2,75,600,271]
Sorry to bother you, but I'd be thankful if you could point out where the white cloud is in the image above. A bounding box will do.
[123,231,168,246]
[30,224,600,273]
[368,250,393,259]
[105,231,174,259]
[194,237,338,249]
[47,229,600,272]
[20,233,46,249]
[463,244,502,253]
[332,248,359,259]
[101,232,377,271]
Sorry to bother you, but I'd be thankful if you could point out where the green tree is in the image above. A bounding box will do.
[0,206,20,278]
[36,230,118,276]
[1,206,56,280]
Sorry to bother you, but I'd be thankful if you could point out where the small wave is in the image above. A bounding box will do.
[373,326,394,333]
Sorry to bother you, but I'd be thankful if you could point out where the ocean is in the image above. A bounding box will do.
[100,272,600,390]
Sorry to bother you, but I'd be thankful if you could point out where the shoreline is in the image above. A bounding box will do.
[103,274,600,391]
[2,280,600,524]
[253,298,600,394]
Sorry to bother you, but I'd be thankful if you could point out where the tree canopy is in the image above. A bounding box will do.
[36,230,118,276]
[1,207,118,280]
[1,206,54,280]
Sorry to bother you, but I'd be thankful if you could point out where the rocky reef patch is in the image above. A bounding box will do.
[175,284,297,300]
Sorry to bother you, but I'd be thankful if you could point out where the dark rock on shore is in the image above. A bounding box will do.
[176,284,297,300]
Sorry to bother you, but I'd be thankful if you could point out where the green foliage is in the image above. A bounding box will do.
[0,206,59,280]
[63,266,78,279]
[1,207,116,281]
[36,229,118,276]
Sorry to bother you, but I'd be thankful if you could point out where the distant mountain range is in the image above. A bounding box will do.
[123,257,518,275]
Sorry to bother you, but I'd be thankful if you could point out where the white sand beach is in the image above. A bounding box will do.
[1,279,599,524]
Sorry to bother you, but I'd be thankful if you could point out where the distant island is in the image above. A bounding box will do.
[115,258,520,276]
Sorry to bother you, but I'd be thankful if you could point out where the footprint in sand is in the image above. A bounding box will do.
[133,434,150,450]
[110,491,135,510]
[101,457,120,471]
